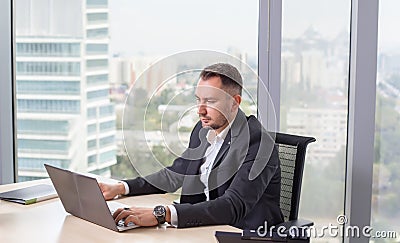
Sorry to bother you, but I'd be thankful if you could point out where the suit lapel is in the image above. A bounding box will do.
[211,109,247,169]
[211,131,231,170]
[180,127,210,203]
[208,110,249,194]
[185,129,211,175]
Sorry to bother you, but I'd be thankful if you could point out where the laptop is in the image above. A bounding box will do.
[44,164,139,232]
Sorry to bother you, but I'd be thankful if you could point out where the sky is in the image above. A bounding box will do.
[109,0,259,57]
[108,0,400,57]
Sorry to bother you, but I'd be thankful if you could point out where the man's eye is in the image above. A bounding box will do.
[195,98,216,104]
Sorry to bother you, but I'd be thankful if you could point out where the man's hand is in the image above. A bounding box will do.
[98,182,125,200]
[112,206,171,227]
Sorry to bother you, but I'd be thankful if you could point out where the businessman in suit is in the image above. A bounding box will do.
[99,63,284,229]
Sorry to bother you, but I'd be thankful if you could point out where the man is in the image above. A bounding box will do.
[100,63,283,229]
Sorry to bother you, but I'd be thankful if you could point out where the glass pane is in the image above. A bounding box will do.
[15,0,258,182]
[280,0,350,241]
[373,0,400,240]
[109,0,259,180]
[87,13,108,25]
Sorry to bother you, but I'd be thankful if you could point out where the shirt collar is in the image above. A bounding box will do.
[206,119,233,144]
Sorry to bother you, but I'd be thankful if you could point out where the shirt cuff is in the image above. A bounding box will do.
[119,181,130,195]
[167,205,178,227]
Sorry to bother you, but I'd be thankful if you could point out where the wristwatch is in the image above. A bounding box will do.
[153,205,166,224]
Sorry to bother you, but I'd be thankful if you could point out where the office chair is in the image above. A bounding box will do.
[214,133,316,242]
[274,132,316,232]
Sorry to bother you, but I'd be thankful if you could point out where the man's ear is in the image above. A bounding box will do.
[232,95,242,111]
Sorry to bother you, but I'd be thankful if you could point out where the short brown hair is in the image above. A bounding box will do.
[200,63,243,95]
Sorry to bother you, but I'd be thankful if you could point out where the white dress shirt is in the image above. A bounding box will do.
[199,126,230,201]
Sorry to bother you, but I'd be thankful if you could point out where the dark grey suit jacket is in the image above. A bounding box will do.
[123,110,284,229]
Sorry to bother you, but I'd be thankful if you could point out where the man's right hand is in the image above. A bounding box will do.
[98,182,126,200]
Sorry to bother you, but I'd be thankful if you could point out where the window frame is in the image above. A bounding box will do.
[0,0,16,184]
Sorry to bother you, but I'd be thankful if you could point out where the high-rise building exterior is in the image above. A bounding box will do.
[16,0,116,181]
[286,107,347,164]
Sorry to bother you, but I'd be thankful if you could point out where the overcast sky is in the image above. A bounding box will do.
[109,0,258,57]
[109,0,399,57]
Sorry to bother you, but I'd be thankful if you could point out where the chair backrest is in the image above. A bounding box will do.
[275,132,316,221]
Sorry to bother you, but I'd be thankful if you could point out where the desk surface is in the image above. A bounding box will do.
[0,179,240,243]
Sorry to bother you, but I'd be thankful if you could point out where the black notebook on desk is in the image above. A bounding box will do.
[0,184,57,205]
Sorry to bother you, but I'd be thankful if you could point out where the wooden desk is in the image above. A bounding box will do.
[0,179,241,243]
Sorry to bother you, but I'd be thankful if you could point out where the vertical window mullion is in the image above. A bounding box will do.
[0,0,16,183]
[258,0,282,132]
[345,1,379,243]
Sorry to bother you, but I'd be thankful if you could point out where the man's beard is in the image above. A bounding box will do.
[200,115,228,131]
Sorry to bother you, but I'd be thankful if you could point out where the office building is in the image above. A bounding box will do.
[15,0,116,181]
[286,107,347,163]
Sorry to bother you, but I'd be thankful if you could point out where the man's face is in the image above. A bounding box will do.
[195,76,236,133]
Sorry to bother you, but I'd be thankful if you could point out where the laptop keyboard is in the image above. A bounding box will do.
[117,219,135,227]
[110,209,135,228]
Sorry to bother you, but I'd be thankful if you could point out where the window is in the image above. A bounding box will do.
[13,0,258,183]
[18,158,70,170]
[87,139,97,149]
[18,120,70,135]
[88,154,97,164]
[17,100,80,113]
[99,104,114,117]
[87,74,109,85]
[87,89,109,101]
[87,28,108,39]
[99,135,114,147]
[99,120,115,132]
[86,59,108,71]
[16,62,81,76]
[110,0,258,179]
[87,107,98,119]
[87,123,97,134]
[87,13,108,25]
[17,80,80,95]
[372,0,400,236]
[87,0,107,8]
[99,150,115,163]
[280,0,350,240]
[18,139,70,152]
[16,42,81,57]
[86,44,108,55]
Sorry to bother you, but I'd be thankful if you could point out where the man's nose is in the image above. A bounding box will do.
[197,104,207,115]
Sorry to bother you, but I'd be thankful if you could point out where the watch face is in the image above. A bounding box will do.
[153,205,166,224]
[154,206,166,216]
